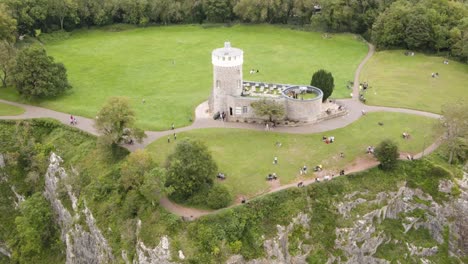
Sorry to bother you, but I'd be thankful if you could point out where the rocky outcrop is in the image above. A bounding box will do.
[44,153,179,264]
[44,153,114,264]
[134,219,174,264]
[333,173,468,263]
[227,212,311,264]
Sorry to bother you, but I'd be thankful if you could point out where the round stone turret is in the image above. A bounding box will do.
[209,42,244,114]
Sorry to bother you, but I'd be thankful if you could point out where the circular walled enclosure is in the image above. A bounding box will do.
[281,86,324,122]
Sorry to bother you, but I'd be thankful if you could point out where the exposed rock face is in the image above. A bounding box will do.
[134,219,174,264]
[332,173,468,263]
[44,153,178,264]
[44,153,114,264]
[227,212,311,264]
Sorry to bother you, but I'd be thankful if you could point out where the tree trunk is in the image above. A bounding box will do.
[448,150,454,164]
[60,17,64,31]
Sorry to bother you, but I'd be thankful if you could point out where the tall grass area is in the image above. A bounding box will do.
[360,50,468,114]
[146,112,439,198]
[0,25,367,130]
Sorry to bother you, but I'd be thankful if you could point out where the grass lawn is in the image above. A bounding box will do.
[0,25,367,130]
[146,112,439,198]
[0,102,24,116]
[360,50,468,114]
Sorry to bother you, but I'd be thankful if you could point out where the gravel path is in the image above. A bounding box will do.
[0,42,443,219]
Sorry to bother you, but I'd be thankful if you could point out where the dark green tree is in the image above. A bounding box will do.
[95,97,146,146]
[0,40,16,87]
[310,69,334,102]
[206,183,232,209]
[374,139,399,171]
[11,193,61,263]
[438,102,468,164]
[251,99,285,122]
[14,46,71,99]
[0,3,17,43]
[166,139,217,201]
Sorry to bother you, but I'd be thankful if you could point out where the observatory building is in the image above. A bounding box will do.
[209,42,344,124]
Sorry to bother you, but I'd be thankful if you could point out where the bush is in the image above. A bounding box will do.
[206,184,232,209]
[310,69,335,102]
[374,139,399,171]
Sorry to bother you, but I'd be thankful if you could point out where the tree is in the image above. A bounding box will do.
[0,40,16,87]
[166,139,218,201]
[251,99,285,122]
[48,0,78,30]
[14,46,71,99]
[0,3,17,43]
[310,69,334,102]
[374,139,399,171]
[206,184,232,209]
[11,193,60,263]
[140,167,171,206]
[120,149,155,191]
[438,102,468,164]
[95,97,146,146]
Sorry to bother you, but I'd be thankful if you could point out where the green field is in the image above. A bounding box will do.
[360,50,468,113]
[0,102,24,116]
[146,112,438,198]
[0,25,367,130]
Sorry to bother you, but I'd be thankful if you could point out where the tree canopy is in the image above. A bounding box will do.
[438,102,468,164]
[11,193,61,263]
[14,46,71,99]
[311,69,334,102]
[166,139,218,201]
[0,40,16,87]
[95,97,146,146]
[374,139,399,171]
[251,99,285,122]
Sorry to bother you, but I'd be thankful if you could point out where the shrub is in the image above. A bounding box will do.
[206,184,232,209]
[374,139,399,171]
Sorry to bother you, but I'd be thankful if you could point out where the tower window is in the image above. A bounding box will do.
[242,106,248,113]
[216,80,220,88]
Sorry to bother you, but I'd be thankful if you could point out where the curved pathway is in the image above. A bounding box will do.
[0,42,444,219]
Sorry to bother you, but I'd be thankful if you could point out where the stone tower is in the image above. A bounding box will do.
[209,42,243,115]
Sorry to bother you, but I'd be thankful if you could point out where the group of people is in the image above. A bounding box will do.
[217,172,226,180]
[299,165,308,175]
[266,173,278,181]
[443,59,449,65]
[69,115,77,125]
[402,132,411,139]
[404,51,415,56]
[322,136,335,144]
[366,146,375,154]
[167,133,177,143]
[249,69,260,74]
[431,72,440,78]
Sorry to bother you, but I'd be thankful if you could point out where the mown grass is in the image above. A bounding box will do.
[0,102,24,116]
[0,25,367,130]
[146,112,439,198]
[360,50,468,114]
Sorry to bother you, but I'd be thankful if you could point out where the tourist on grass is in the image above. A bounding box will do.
[167,136,170,143]
[300,168,303,175]
[303,165,307,174]
[273,156,278,164]
[174,133,177,140]
[340,152,344,158]
[171,123,175,130]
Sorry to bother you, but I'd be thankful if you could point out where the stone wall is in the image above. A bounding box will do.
[284,97,322,122]
[210,65,242,114]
